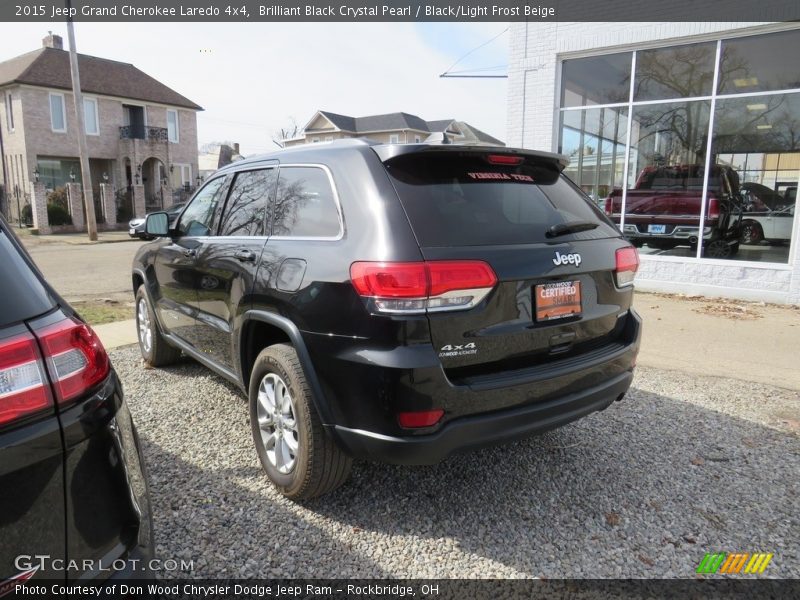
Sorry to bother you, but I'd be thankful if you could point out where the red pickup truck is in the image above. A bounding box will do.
[604,165,744,258]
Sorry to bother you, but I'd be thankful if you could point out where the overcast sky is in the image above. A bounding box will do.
[0,22,508,154]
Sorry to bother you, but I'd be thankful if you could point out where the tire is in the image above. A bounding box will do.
[135,286,181,367]
[740,220,763,245]
[703,239,733,259]
[249,344,352,500]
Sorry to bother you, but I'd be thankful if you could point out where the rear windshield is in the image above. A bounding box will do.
[0,230,56,327]
[384,152,618,247]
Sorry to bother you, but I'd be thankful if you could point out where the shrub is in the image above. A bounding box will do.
[47,203,72,226]
[46,186,69,210]
[21,203,33,226]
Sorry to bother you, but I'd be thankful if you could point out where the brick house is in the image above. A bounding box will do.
[283,111,504,147]
[0,33,202,225]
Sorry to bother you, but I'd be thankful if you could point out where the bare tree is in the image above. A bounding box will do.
[273,117,301,148]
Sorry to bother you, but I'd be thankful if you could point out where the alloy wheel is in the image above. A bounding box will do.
[256,373,299,474]
[137,298,152,353]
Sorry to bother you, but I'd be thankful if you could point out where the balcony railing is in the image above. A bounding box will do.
[119,126,169,142]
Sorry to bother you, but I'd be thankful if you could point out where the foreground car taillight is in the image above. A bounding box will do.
[615,246,640,287]
[350,260,497,314]
[35,317,111,404]
[0,332,51,427]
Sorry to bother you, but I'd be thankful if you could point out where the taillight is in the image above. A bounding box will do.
[0,332,51,427]
[604,197,614,215]
[397,409,444,428]
[708,197,720,220]
[350,260,497,314]
[36,317,110,404]
[615,246,639,287]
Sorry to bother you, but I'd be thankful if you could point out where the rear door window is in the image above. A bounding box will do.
[272,166,341,238]
[384,152,618,247]
[219,169,277,236]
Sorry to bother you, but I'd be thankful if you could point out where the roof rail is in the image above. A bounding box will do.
[330,138,376,147]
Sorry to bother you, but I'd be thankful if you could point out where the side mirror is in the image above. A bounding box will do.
[145,212,170,237]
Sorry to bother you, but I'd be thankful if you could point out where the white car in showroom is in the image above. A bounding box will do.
[740,204,795,245]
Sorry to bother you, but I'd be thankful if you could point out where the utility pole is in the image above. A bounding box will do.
[65,0,98,240]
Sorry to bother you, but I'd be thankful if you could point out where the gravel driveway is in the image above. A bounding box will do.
[111,347,800,579]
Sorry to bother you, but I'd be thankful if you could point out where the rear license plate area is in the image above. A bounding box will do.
[648,224,667,234]
[535,280,582,322]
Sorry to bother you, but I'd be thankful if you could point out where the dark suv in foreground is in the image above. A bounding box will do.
[132,140,642,500]
[0,216,152,584]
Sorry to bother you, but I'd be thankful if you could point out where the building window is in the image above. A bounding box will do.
[166,109,179,143]
[49,93,66,132]
[5,92,14,132]
[311,137,320,143]
[389,134,400,143]
[558,28,800,265]
[415,136,421,143]
[324,136,333,142]
[36,157,81,190]
[83,97,99,135]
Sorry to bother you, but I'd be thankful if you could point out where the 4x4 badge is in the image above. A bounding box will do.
[439,342,478,358]
[553,251,582,267]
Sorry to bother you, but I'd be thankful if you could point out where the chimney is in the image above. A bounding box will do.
[42,32,64,50]
[233,143,240,155]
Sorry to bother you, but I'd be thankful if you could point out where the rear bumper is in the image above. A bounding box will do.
[331,369,632,465]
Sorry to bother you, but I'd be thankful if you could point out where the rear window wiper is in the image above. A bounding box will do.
[546,221,599,238]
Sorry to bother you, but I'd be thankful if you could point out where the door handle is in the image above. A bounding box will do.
[234,249,256,262]
[182,248,196,258]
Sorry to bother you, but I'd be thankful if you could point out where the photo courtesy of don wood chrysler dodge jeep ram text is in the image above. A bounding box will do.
[132,139,642,500]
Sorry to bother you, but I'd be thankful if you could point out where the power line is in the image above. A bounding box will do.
[440,27,509,79]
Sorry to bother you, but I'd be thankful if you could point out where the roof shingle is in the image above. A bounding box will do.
[0,47,202,110]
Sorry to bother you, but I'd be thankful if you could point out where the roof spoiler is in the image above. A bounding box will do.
[372,144,569,171]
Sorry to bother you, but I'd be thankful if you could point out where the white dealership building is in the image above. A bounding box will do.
[507,22,800,303]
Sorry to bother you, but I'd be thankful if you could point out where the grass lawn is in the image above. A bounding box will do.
[72,301,134,326]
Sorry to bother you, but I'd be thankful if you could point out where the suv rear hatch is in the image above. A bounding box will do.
[376,146,637,387]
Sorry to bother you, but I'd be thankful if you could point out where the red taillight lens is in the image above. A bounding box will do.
[0,333,51,427]
[36,318,110,404]
[486,154,524,166]
[427,261,497,296]
[707,197,720,220]
[350,261,497,314]
[615,246,640,287]
[350,262,428,298]
[397,409,444,428]
[604,197,614,215]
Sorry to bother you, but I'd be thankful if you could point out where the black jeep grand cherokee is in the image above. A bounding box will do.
[132,140,641,500]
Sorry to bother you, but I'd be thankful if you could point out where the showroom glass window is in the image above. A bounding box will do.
[558,28,800,264]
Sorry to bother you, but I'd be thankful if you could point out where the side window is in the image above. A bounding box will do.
[219,169,276,236]
[272,167,341,238]
[177,177,227,237]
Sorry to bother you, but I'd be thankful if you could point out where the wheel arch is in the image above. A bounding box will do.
[240,311,333,425]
